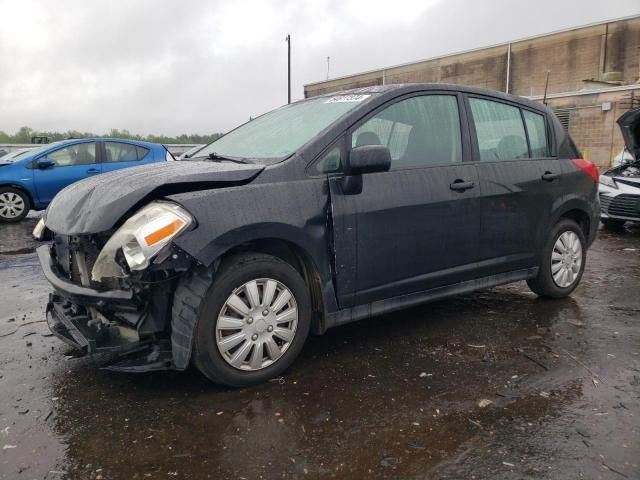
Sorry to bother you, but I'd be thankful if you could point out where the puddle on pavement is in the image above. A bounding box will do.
[0,216,39,255]
[39,288,586,479]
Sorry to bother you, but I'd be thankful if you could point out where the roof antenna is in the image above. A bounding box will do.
[326,56,330,80]
[542,70,550,105]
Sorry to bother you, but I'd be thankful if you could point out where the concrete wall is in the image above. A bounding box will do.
[304,44,510,97]
[544,89,636,166]
[305,17,640,97]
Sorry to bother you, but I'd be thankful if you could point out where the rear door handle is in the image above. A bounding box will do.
[541,171,560,181]
[449,180,475,191]
[86,168,100,175]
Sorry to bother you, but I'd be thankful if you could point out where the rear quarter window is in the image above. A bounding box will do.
[104,142,150,162]
[523,110,550,157]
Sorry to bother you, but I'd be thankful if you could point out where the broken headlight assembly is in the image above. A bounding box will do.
[599,175,617,189]
[91,201,193,281]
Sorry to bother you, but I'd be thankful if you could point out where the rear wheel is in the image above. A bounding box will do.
[0,187,30,223]
[188,253,311,387]
[527,219,586,298]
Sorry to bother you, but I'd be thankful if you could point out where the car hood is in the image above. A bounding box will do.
[604,160,640,186]
[45,160,264,235]
[617,108,640,161]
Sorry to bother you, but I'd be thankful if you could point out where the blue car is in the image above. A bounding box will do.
[0,138,172,222]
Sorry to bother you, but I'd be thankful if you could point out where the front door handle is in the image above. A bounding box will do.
[450,180,475,191]
[86,168,100,175]
[541,171,560,181]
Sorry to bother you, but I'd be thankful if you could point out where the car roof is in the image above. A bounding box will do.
[70,138,162,147]
[313,83,550,115]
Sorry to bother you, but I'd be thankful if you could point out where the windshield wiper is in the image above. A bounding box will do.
[206,152,253,164]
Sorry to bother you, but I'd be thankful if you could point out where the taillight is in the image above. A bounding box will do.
[571,158,599,183]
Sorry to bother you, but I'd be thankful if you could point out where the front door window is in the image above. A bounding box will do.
[352,95,462,168]
[47,142,97,166]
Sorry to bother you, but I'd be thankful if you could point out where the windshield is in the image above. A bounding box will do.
[195,94,371,163]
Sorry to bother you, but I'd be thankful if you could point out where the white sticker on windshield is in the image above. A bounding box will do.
[324,94,371,103]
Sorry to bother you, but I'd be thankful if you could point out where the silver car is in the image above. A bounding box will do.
[599,109,640,228]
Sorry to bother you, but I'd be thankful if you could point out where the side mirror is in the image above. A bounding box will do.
[37,158,55,169]
[345,145,391,176]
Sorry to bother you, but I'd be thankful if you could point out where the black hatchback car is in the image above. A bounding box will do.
[35,84,599,386]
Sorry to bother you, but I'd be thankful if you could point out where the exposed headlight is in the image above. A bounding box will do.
[91,201,193,281]
[599,175,617,189]
[32,217,46,240]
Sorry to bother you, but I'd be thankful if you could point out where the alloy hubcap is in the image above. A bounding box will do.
[216,278,298,371]
[551,231,582,288]
[0,192,25,219]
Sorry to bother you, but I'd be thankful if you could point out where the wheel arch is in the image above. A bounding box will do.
[171,234,337,370]
[0,183,35,207]
[175,220,339,322]
[0,183,36,216]
[212,237,330,336]
[560,208,591,238]
[549,195,598,247]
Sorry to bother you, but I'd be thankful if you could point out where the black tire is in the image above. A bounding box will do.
[176,253,311,387]
[527,219,586,299]
[0,187,30,223]
[601,218,625,231]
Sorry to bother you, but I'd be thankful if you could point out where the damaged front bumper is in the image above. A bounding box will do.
[38,245,174,372]
[38,244,134,306]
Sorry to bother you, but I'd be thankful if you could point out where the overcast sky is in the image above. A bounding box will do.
[0,0,638,136]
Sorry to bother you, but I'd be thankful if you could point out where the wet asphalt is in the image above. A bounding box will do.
[0,216,638,480]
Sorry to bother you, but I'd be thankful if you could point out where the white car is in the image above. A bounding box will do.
[612,148,634,168]
[599,109,640,228]
[0,147,34,163]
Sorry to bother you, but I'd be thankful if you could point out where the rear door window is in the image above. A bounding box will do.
[104,142,149,162]
[469,98,529,161]
[352,94,462,169]
[523,110,550,157]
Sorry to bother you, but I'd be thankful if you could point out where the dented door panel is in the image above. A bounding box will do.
[327,176,358,308]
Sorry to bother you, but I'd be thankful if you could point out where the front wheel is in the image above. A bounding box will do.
[527,219,586,298]
[186,253,311,387]
[0,187,30,222]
